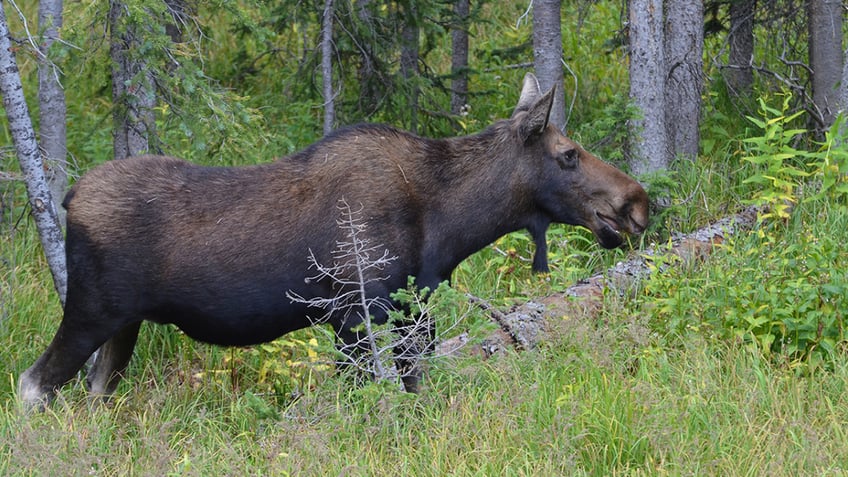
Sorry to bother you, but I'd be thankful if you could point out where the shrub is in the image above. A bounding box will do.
[637,94,848,370]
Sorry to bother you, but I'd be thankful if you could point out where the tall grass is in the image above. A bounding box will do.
[5,127,847,474]
[3,273,848,475]
[3,1,848,475]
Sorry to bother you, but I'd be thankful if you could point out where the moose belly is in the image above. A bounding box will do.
[147,286,317,346]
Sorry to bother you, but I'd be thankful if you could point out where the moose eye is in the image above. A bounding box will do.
[555,147,579,170]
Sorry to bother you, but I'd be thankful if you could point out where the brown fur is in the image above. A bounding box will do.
[19,74,648,405]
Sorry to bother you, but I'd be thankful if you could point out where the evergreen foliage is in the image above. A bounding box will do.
[1,1,847,473]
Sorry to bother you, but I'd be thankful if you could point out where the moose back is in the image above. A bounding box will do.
[19,74,648,406]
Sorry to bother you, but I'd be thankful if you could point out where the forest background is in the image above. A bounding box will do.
[1,0,848,474]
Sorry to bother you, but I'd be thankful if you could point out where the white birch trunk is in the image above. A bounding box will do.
[38,0,68,227]
[628,0,669,175]
[321,0,335,136]
[532,0,566,130]
[0,5,67,304]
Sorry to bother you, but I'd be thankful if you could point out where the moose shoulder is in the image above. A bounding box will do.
[19,73,648,406]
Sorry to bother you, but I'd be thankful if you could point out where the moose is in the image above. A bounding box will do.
[19,73,648,406]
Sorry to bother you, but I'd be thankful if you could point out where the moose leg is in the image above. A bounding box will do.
[18,288,135,408]
[18,320,117,408]
[86,322,142,397]
[528,219,550,274]
[394,316,435,393]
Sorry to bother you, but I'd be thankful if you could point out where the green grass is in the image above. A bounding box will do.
[4,1,848,474]
[3,174,848,475]
[3,278,848,475]
[7,127,845,474]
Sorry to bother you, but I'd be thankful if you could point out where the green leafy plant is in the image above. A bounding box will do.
[741,94,811,222]
[237,334,332,398]
[636,94,848,370]
[806,115,848,203]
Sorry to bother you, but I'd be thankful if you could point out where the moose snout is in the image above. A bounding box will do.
[626,214,648,236]
[620,182,649,235]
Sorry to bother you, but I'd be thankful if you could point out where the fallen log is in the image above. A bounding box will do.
[436,205,765,357]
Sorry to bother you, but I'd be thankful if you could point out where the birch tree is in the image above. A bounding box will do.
[532,0,566,130]
[0,2,67,304]
[628,0,669,174]
[321,0,335,135]
[37,0,67,227]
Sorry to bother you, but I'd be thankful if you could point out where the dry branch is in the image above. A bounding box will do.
[0,171,23,182]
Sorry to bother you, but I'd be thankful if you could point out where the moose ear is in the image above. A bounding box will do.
[512,73,543,116]
[515,82,555,142]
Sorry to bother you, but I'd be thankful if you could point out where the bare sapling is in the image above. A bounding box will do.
[287,199,465,388]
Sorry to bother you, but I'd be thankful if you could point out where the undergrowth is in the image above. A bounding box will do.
[2,2,848,475]
[636,95,848,372]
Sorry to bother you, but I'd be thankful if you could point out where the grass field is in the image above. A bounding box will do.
[2,192,847,475]
[3,1,848,474]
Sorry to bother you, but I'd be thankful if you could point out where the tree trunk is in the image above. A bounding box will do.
[355,0,379,117]
[664,0,703,162]
[38,0,67,227]
[450,0,470,116]
[0,4,67,304]
[838,46,848,141]
[109,0,157,160]
[399,3,419,133]
[727,0,755,97]
[321,0,335,135]
[532,0,566,130]
[628,0,669,174]
[808,0,843,134]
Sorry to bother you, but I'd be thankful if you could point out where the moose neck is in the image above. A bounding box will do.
[420,122,537,278]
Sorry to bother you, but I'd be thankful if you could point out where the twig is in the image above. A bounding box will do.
[0,171,23,182]
[515,0,533,29]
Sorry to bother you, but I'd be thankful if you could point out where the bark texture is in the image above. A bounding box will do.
[450,0,470,116]
[399,3,419,133]
[322,0,335,135]
[0,5,67,304]
[727,0,755,96]
[664,0,703,161]
[109,0,157,159]
[839,47,848,137]
[628,0,669,174]
[533,0,566,130]
[37,0,67,227]
[808,0,843,132]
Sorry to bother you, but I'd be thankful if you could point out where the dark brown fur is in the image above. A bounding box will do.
[19,74,648,405]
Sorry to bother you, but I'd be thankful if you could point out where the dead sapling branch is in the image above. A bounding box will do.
[287,199,467,387]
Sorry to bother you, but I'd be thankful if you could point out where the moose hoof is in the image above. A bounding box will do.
[17,369,52,411]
